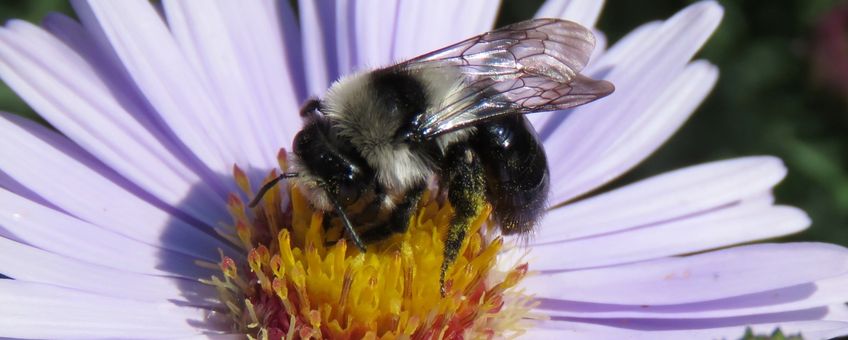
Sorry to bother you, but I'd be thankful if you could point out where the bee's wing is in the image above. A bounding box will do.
[392,19,614,140]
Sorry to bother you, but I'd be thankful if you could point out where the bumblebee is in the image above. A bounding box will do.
[251,19,613,292]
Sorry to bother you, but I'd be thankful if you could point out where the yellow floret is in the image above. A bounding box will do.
[206,164,538,339]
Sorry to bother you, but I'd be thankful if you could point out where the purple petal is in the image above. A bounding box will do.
[72,0,243,176]
[300,0,500,86]
[547,304,848,333]
[298,0,339,95]
[352,0,399,68]
[0,236,218,306]
[333,0,357,75]
[528,313,848,339]
[0,280,227,338]
[391,0,499,62]
[451,0,501,46]
[538,2,723,203]
[549,61,718,203]
[162,0,302,166]
[527,205,809,271]
[0,18,230,228]
[536,0,606,28]
[522,243,848,305]
[536,274,848,319]
[390,1,426,60]
[0,113,234,261]
[39,12,233,199]
[0,187,209,278]
[538,157,786,241]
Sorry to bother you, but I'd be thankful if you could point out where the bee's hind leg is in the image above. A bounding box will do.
[440,144,487,296]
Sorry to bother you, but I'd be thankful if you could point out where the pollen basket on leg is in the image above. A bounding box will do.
[207,156,537,339]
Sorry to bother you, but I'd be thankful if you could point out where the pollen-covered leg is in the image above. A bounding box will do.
[441,144,487,295]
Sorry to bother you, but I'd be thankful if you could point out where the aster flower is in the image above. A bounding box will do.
[0,0,846,339]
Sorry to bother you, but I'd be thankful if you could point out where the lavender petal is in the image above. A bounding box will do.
[0,113,234,262]
[72,0,243,178]
[163,0,302,169]
[536,0,606,28]
[0,236,218,306]
[527,205,808,271]
[0,19,231,228]
[0,280,226,339]
[539,157,787,241]
[0,187,209,279]
[522,243,848,305]
[535,274,848,319]
[539,2,723,203]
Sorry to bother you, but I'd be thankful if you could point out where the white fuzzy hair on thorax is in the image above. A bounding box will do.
[321,70,473,193]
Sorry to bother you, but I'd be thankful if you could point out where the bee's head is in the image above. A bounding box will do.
[291,118,375,211]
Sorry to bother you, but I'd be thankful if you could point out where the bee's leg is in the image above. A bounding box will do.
[357,186,387,228]
[326,195,367,251]
[441,144,486,296]
[388,183,426,234]
[360,183,426,243]
[321,212,334,231]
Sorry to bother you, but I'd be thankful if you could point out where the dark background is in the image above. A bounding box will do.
[2,0,846,246]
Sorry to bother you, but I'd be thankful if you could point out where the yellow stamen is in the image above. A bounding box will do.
[208,158,537,338]
[233,164,253,197]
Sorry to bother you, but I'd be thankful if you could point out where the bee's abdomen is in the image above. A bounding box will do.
[471,115,549,235]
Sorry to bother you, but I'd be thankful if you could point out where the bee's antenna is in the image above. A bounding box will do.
[248,172,298,208]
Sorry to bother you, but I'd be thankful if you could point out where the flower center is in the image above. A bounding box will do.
[206,152,536,339]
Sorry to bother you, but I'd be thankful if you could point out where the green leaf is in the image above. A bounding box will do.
[740,327,804,340]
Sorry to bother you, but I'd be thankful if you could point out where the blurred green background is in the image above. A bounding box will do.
[1,1,846,246]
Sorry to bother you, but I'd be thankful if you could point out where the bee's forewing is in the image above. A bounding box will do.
[387,19,613,140]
